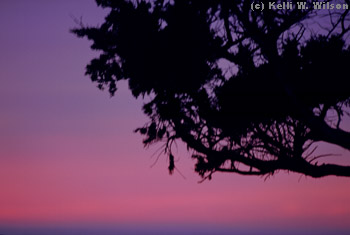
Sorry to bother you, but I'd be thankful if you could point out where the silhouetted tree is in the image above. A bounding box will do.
[73,0,350,179]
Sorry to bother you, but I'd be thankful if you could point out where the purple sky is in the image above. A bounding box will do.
[1,1,350,234]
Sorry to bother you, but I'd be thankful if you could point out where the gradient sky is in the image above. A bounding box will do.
[1,1,350,234]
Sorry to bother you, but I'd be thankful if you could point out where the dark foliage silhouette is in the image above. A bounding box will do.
[73,0,350,179]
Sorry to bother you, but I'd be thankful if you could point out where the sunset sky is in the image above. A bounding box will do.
[1,1,350,234]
